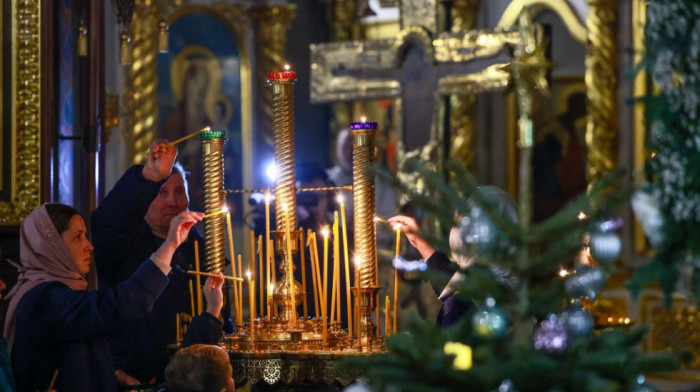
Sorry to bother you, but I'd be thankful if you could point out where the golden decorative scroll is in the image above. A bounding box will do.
[251,5,296,148]
[0,0,42,225]
[584,0,618,183]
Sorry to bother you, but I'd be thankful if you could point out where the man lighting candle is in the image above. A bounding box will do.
[91,140,231,385]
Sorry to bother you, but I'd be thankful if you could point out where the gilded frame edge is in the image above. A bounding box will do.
[0,0,42,227]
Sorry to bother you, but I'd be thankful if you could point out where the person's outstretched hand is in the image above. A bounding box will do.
[154,210,203,265]
[166,210,203,249]
[387,215,436,260]
[115,369,141,387]
[203,273,225,317]
[142,139,178,182]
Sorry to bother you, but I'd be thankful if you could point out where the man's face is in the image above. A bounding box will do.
[145,173,189,234]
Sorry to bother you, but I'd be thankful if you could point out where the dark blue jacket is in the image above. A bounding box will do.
[91,165,210,383]
[426,252,473,329]
[11,260,168,392]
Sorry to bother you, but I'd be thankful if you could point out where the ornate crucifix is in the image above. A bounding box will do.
[310,0,539,167]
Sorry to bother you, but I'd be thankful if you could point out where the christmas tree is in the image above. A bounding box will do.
[340,161,687,392]
[340,2,700,389]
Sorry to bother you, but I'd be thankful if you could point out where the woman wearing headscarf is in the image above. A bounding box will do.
[4,203,202,392]
[388,186,518,329]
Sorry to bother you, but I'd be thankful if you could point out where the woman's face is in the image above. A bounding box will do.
[61,214,94,275]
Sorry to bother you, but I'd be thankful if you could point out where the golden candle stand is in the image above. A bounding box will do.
[198,70,386,388]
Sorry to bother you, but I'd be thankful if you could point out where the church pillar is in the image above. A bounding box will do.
[448,0,480,170]
[585,0,619,182]
[251,6,295,149]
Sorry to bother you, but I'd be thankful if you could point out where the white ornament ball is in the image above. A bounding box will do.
[589,230,622,264]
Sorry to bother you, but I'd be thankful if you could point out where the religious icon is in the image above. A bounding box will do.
[532,79,588,222]
[157,12,243,216]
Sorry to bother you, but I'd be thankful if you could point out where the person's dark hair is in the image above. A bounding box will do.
[296,162,330,184]
[45,204,80,234]
[164,344,234,392]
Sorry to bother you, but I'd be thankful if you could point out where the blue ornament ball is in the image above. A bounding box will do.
[560,303,593,338]
[565,266,608,299]
[491,380,518,392]
[472,298,508,338]
[459,206,498,252]
[589,230,622,264]
[532,314,570,356]
[628,375,657,392]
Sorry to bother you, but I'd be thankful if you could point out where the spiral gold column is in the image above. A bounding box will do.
[351,121,380,351]
[201,130,226,273]
[269,70,303,325]
[270,71,298,232]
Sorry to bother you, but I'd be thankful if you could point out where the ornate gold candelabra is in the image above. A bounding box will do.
[201,70,386,387]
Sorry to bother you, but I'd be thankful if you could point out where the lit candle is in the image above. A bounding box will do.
[269,239,278,319]
[237,254,243,325]
[331,215,339,327]
[322,227,329,345]
[249,231,256,299]
[268,64,296,81]
[225,210,240,326]
[300,228,308,320]
[394,226,401,333]
[258,235,264,317]
[283,203,296,325]
[247,271,255,347]
[268,283,274,323]
[308,231,320,319]
[194,240,203,315]
[338,194,352,336]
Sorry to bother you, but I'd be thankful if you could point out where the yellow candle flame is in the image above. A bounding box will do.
[392,223,401,232]
[264,192,272,204]
[322,227,330,238]
[559,268,570,278]
[337,193,344,204]
[284,64,290,71]
[283,202,289,211]
[268,283,274,295]
[360,116,366,123]
[577,211,587,220]
[247,271,252,279]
